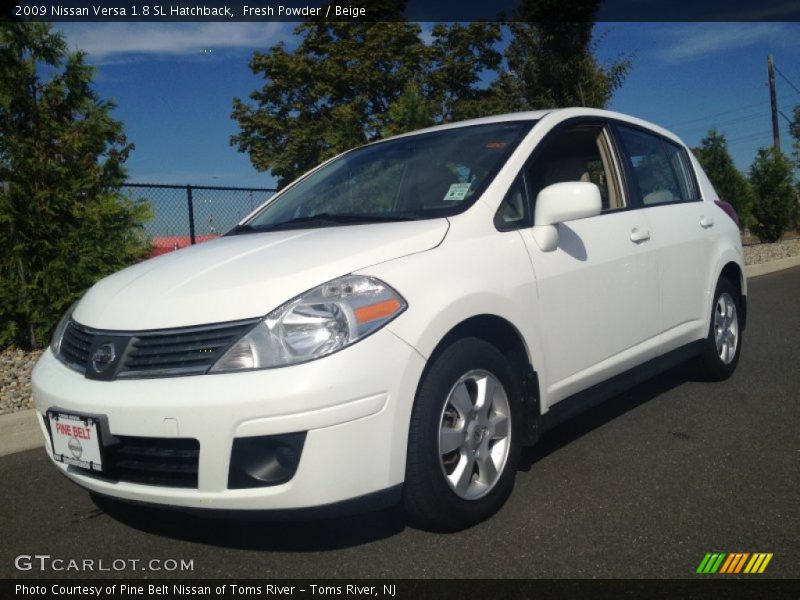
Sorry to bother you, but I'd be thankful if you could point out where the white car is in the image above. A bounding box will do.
[33,108,745,530]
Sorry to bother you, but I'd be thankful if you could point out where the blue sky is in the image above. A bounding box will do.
[56,22,800,189]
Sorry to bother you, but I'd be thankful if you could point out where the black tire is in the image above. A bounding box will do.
[404,337,522,531]
[698,277,743,381]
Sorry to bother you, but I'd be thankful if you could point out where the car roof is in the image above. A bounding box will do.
[383,107,684,146]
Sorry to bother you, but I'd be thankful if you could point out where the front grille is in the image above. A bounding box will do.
[119,320,257,378]
[104,436,200,488]
[57,318,258,379]
[60,322,92,372]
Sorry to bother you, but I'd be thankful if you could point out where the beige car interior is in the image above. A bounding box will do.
[529,125,625,212]
[497,124,626,226]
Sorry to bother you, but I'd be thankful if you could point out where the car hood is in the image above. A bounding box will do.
[74,220,449,330]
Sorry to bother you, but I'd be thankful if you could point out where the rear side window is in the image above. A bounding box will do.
[616,126,696,206]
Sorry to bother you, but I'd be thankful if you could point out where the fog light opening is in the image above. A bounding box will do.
[228,432,306,489]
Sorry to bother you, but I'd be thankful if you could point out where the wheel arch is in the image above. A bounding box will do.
[420,314,541,445]
[718,260,747,331]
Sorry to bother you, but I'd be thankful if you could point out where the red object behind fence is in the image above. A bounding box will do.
[151,234,220,257]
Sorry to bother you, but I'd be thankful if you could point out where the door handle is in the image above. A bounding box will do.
[630,227,651,243]
[700,216,715,228]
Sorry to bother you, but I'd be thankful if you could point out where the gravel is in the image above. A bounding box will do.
[1,348,43,415]
[743,237,800,265]
[1,238,799,417]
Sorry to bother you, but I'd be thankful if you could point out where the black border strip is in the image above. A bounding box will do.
[3,579,800,599]
[4,0,800,23]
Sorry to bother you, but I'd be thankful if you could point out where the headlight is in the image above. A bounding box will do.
[210,275,406,372]
[50,302,77,357]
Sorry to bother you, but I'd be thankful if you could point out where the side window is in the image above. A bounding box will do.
[616,126,695,205]
[495,175,530,230]
[526,124,625,213]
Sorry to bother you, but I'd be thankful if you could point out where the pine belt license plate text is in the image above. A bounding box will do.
[48,412,103,472]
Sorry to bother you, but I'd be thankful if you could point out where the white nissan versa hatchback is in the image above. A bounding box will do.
[33,108,745,530]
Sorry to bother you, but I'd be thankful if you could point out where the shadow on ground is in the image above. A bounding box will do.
[520,360,702,470]
[91,492,407,552]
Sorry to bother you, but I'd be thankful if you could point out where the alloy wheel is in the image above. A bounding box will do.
[714,292,739,365]
[437,370,511,500]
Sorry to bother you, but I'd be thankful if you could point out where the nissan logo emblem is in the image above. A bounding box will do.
[91,342,116,373]
[68,436,83,459]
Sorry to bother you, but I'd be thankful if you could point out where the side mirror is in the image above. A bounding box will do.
[532,181,602,252]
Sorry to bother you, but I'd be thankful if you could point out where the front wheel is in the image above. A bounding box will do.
[698,277,743,381]
[404,338,522,531]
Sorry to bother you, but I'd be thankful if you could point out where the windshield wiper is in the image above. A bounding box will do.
[240,213,420,233]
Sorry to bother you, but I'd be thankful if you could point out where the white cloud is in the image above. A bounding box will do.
[656,23,791,63]
[56,22,293,60]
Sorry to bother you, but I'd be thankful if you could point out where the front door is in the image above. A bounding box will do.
[517,122,661,405]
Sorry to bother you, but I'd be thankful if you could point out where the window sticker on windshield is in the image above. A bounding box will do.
[443,182,471,202]
[486,142,507,149]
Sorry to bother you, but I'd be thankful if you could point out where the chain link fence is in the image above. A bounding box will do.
[121,183,276,256]
[121,182,799,254]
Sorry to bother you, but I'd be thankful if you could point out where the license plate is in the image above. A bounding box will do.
[47,412,104,472]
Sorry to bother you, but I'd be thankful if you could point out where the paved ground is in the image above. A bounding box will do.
[1,268,798,579]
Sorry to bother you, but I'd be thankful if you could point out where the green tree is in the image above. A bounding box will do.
[491,0,631,111]
[231,1,427,187]
[232,2,508,187]
[790,104,800,169]
[232,0,629,186]
[0,23,151,350]
[425,22,502,122]
[693,129,753,229]
[381,21,502,137]
[382,81,436,137]
[791,105,800,229]
[748,147,796,243]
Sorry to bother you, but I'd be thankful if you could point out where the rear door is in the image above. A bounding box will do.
[613,125,713,344]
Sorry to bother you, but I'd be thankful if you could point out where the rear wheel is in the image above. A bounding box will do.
[404,338,521,531]
[698,277,743,381]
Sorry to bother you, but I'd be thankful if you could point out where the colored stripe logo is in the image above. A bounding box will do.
[696,552,773,574]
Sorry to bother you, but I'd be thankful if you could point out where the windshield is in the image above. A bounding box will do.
[241,121,535,231]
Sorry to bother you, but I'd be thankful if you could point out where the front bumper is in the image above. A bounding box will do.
[32,328,425,510]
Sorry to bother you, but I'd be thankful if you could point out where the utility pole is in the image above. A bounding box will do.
[768,54,780,152]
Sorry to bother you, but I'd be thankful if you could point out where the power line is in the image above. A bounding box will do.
[727,131,772,144]
[725,122,792,147]
[666,100,769,128]
[665,90,800,131]
[774,65,800,95]
[680,111,766,135]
